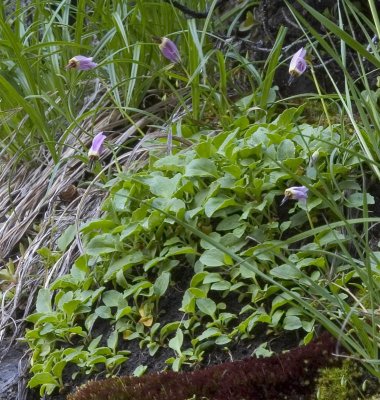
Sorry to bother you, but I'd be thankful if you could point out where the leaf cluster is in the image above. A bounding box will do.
[68,332,337,400]
[25,106,374,395]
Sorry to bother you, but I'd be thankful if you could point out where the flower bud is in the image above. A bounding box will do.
[281,186,309,206]
[289,48,307,84]
[88,132,106,159]
[159,37,181,64]
[66,55,97,70]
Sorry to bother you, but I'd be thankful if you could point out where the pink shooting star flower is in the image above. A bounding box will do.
[88,132,106,160]
[159,37,181,64]
[288,48,307,84]
[65,55,97,71]
[281,186,309,206]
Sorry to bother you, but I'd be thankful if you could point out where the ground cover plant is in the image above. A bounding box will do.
[67,332,337,400]
[26,106,380,397]
[1,0,380,399]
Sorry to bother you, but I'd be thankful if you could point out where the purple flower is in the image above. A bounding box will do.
[65,55,97,70]
[280,186,309,206]
[289,48,307,78]
[159,37,181,64]
[88,132,106,159]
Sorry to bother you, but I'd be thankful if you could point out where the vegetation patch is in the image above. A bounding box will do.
[26,106,379,396]
[0,1,380,399]
[68,332,337,400]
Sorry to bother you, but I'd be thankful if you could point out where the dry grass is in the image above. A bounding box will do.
[0,84,181,344]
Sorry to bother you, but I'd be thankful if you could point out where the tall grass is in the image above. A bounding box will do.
[284,0,380,376]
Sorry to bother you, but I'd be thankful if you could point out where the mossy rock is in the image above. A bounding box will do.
[316,359,380,400]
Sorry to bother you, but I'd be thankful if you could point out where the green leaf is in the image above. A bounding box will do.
[211,281,231,291]
[283,315,303,330]
[190,272,208,287]
[270,264,302,280]
[274,107,300,126]
[52,360,67,378]
[153,272,171,296]
[85,313,98,332]
[104,251,145,281]
[303,331,314,345]
[188,288,207,298]
[204,196,237,217]
[259,26,286,115]
[163,246,196,257]
[88,335,103,351]
[115,306,132,320]
[160,322,181,339]
[203,273,222,284]
[215,335,231,345]
[216,214,242,231]
[154,154,188,171]
[102,290,124,307]
[196,298,216,317]
[71,257,89,282]
[28,372,58,388]
[81,219,116,234]
[197,327,220,341]
[172,357,182,372]
[143,174,182,198]
[95,306,113,319]
[107,330,119,350]
[113,188,130,210]
[271,293,293,312]
[169,329,183,354]
[253,342,274,357]
[345,193,375,208]
[185,158,218,178]
[200,249,226,267]
[120,222,141,240]
[133,365,147,377]
[36,289,52,314]
[317,230,346,247]
[62,300,82,318]
[277,139,295,160]
[195,141,217,158]
[57,224,76,251]
[86,234,117,256]
[239,262,256,279]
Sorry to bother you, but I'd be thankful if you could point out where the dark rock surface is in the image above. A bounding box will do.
[0,341,28,400]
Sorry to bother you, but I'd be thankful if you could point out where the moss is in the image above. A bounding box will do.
[316,359,380,400]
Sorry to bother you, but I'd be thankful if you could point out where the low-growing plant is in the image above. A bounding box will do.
[67,332,338,400]
[26,103,380,394]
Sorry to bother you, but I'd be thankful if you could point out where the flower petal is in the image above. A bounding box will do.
[66,55,97,70]
[281,186,309,205]
[289,48,307,77]
[159,37,181,64]
[88,132,106,158]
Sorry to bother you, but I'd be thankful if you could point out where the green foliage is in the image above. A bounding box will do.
[0,0,262,163]
[26,104,380,394]
[287,0,380,378]
[5,0,380,396]
[67,332,337,400]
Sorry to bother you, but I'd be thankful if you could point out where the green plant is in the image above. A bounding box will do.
[27,104,380,393]
[286,0,380,377]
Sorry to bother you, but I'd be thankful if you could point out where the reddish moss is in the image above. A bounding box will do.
[68,332,338,400]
